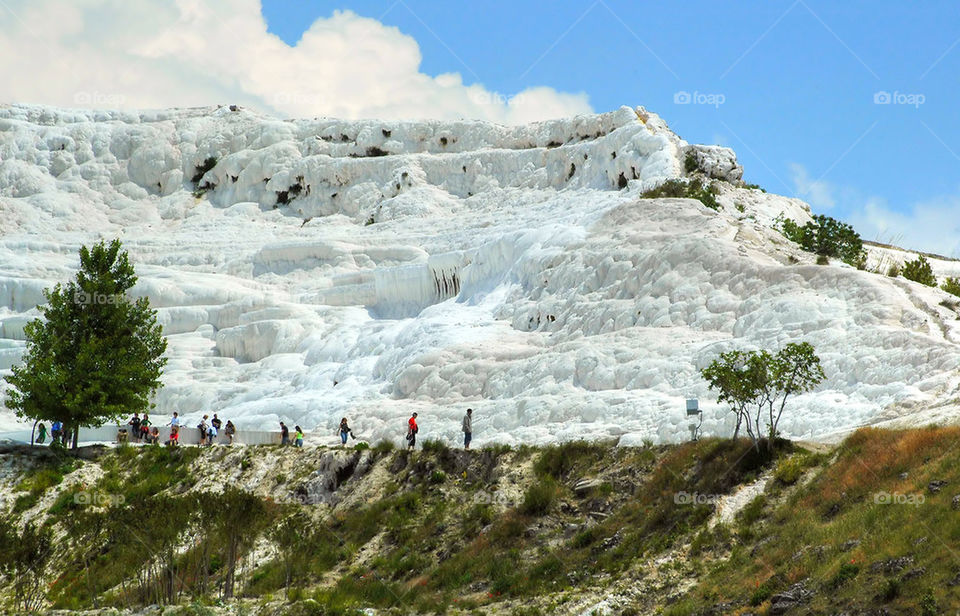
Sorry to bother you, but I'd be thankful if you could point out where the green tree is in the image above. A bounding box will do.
[901,254,937,287]
[779,214,866,268]
[3,240,167,448]
[702,343,824,450]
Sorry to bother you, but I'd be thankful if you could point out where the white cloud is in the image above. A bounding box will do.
[789,162,836,209]
[847,193,960,258]
[0,0,592,124]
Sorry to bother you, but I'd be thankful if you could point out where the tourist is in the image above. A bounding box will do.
[206,420,217,446]
[197,415,209,446]
[280,421,290,446]
[338,418,354,445]
[407,413,419,450]
[36,423,47,445]
[127,413,141,442]
[166,425,180,446]
[462,408,473,450]
[51,421,62,443]
[294,425,304,447]
[149,426,160,445]
[139,414,151,442]
[211,414,222,432]
[224,420,236,445]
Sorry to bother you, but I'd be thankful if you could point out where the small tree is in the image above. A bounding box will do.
[702,343,824,450]
[901,255,937,287]
[0,520,54,612]
[779,214,866,268]
[4,240,167,448]
[942,277,960,298]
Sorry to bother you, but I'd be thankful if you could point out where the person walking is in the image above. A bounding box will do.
[406,412,419,450]
[224,420,236,445]
[36,423,47,445]
[51,421,62,443]
[294,426,304,447]
[338,418,354,445]
[462,408,473,450]
[280,421,290,446]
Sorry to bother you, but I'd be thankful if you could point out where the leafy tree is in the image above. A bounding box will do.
[702,343,824,450]
[779,214,866,268]
[4,240,167,448]
[205,487,270,598]
[901,254,937,287]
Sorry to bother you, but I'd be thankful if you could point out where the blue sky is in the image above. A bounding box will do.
[261,0,960,255]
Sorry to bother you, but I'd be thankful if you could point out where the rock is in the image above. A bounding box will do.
[952,494,960,510]
[683,144,744,182]
[870,556,914,573]
[901,567,926,580]
[573,477,604,496]
[928,479,947,493]
[841,539,861,551]
[898,472,909,480]
[770,582,813,614]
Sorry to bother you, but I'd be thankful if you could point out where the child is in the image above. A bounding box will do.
[36,423,47,445]
[294,426,304,447]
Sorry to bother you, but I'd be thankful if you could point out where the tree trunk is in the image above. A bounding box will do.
[72,425,79,450]
[31,419,38,446]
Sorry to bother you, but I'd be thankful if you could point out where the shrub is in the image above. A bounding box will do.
[190,157,217,184]
[830,562,860,588]
[521,477,558,516]
[901,255,937,286]
[941,276,960,297]
[641,178,720,211]
[778,214,866,268]
[684,153,699,173]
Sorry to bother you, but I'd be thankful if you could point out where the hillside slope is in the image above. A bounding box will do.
[2,429,960,614]
[1,104,959,442]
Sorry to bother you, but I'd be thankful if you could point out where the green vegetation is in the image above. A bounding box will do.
[701,342,825,450]
[778,214,867,268]
[942,276,960,297]
[901,254,937,286]
[641,178,720,211]
[2,428,958,613]
[3,240,167,448]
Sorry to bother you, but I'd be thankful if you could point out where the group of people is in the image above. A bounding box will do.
[33,407,478,451]
[403,407,473,450]
[124,412,236,446]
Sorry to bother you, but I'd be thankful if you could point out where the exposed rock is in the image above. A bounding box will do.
[573,477,605,496]
[683,144,744,182]
[870,556,914,573]
[770,582,813,614]
[928,479,947,493]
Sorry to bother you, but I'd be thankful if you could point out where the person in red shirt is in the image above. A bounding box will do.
[406,413,419,450]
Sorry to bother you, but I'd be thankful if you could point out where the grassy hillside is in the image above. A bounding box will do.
[0,427,958,615]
